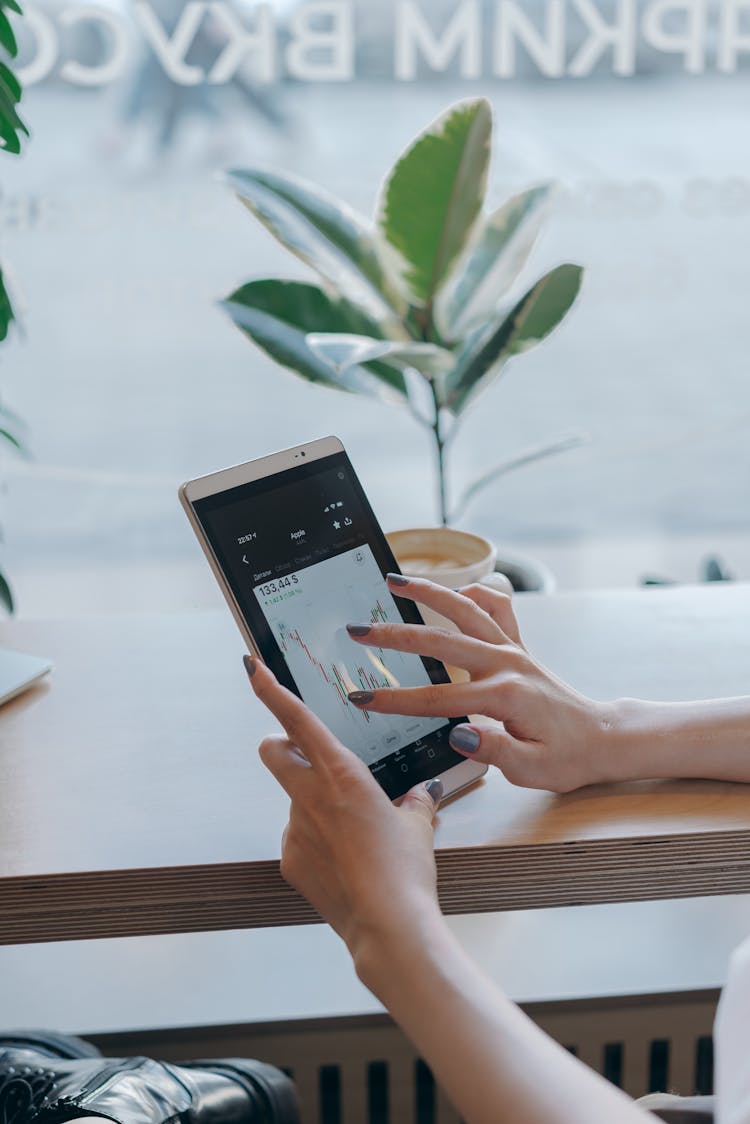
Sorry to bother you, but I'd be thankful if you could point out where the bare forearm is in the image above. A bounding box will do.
[355,916,652,1124]
[600,696,750,784]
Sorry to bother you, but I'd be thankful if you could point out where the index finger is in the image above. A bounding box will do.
[346,620,494,676]
[385,573,508,644]
[245,655,347,766]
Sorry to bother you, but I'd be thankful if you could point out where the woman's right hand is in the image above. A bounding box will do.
[346,576,616,794]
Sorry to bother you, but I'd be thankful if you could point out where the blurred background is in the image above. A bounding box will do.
[2,0,750,615]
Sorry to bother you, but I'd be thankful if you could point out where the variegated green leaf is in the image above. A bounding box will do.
[226,168,407,328]
[447,264,583,413]
[222,280,408,402]
[436,184,551,341]
[378,99,492,309]
[307,333,453,379]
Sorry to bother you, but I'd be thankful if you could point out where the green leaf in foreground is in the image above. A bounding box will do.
[378,98,492,308]
[0,60,28,155]
[226,168,406,325]
[447,263,583,413]
[0,569,13,614]
[0,266,15,341]
[0,5,18,57]
[221,280,408,402]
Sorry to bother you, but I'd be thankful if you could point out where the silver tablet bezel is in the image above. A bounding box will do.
[179,437,345,655]
[179,436,487,801]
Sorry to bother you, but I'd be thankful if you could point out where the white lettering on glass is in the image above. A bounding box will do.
[207,2,275,83]
[133,0,206,85]
[641,0,706,75]
[13,0,750,87]
[16,6,58,86]
[718,0,750,72]
[394,0,481,80]
[285,1,353,81]
[568,0,637,76]
[58,5,132,85]
[494,0,565,78]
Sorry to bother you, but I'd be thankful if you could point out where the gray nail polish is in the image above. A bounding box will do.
[426,778,444,805]
[346,624,371,636]
[387,573,409,586]
[449,726,480,753]
[243,654,256,679]
[348,690,374,705]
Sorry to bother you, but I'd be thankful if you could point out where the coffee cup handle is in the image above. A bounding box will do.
[479,571,514,596]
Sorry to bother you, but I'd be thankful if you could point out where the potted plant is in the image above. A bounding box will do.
[221,97,583,591]
[0,0,30,612]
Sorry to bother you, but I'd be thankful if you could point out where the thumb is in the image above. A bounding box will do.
[448,722,521,770]
[400,778,443,824]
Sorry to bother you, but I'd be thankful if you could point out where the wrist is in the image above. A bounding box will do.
[350,899,449,999]
[596,695,750,784]
[585,698,633,784]
[590,698,653,784]
[594,697,696,783]
[558,697,628,789]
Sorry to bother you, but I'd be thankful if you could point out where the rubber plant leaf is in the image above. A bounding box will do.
[221,280,408,403]
[436,184,551,341]
[307,333,453,380]
[447,263,583,414]
[378,98,492,310]
[225,168,407,327]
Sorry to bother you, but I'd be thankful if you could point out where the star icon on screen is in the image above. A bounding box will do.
[333,520,341,530]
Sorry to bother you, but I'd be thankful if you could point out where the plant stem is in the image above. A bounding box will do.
[416,303,449,524]
[430,381,449,526]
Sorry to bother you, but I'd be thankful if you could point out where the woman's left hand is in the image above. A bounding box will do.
[244,655,444,965]
[243,665,658,1124]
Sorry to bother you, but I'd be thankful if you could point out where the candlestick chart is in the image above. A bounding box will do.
[254,545,445,765]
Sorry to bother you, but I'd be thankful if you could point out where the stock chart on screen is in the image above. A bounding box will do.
[253,545,445,765]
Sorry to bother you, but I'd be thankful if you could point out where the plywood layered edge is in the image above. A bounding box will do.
[4,829,750,944]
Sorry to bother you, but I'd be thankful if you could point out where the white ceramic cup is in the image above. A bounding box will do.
[386,527,512,631]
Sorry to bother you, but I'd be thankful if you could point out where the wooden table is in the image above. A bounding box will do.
[2,584,750,946]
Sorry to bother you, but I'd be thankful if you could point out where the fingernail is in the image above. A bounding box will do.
[387,573,409,586]
[346,624,371,637]
[449,725,480,753]
[243,654,256,679]
[348,690,374,706]
[426,778,444,806]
